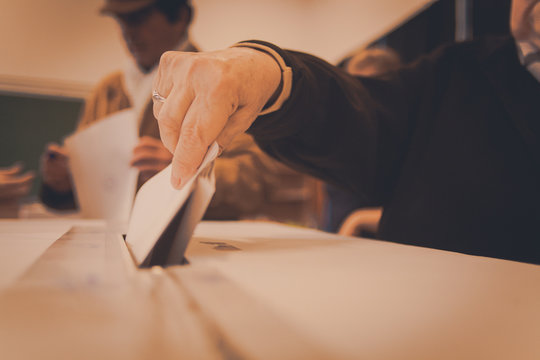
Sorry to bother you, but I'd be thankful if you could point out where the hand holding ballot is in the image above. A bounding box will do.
[40,143,71,193]
[0,163,34,218]
[152,46,281,189]
[131,136,173,184]
[0,163,34,200]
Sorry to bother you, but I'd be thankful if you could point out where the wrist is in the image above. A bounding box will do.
[231,41,292,115]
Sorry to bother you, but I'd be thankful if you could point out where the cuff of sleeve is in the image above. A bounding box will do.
[231,41,293,115]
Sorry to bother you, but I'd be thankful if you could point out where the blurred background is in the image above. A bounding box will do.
[0,0,511,196]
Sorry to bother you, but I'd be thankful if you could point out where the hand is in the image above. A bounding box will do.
[152,46,281,188]
[338,208,382,237]
[0,163,34,199]
[511,0,540,45]
[40,143,71,193]
[130,136,173,183]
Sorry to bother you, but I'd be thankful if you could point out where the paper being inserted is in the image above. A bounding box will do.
[64,109,139,226]
[125,142,219,266]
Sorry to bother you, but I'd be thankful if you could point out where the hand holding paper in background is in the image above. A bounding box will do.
[0,163,34,218]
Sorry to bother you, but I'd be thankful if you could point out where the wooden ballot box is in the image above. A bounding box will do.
[0,220,539,360]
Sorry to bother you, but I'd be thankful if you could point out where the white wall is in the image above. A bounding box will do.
[0,0,434,98]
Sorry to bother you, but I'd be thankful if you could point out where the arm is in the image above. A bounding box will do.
[152,41,439,205]
[246,42,433,205]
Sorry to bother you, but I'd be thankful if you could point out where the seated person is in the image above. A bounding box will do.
[0,163,34,218]
[40,0,319,225]
[324,46,401,234]
[148,0,540,264]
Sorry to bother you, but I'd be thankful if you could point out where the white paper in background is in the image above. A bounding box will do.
[64,109,138,226]
[126,143,219,265]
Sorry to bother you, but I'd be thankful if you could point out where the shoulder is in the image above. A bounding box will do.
[78,70,130,129]
[390,36,514,85]
[418,36,514,67]
[85,70,130,107]
[90,71,126,95]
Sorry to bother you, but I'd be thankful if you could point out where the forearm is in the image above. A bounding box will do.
[244,40,438,205]
[246,45,381,202]
[150,40,428,195]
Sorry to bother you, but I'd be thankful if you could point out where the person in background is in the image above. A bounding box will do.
[40,0,319,224]
[149,0,540,264]
[0,163,34,218]
[324,46,401,235]
[344,46,402,76]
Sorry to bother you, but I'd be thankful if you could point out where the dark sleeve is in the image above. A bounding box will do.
[245,40,441,206]
[39,183,77,211]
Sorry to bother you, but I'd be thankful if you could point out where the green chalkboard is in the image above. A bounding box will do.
[0,93,83,196]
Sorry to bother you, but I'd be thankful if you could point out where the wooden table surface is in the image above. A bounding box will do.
[0,220,539,360]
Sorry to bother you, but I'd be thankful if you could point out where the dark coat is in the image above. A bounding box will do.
[248,37,540,264]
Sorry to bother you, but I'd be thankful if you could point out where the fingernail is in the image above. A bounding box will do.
[171,175,181,189]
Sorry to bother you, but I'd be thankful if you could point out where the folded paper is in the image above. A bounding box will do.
[126,142,219,266]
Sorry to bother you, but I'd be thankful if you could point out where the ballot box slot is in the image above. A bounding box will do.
[139,193,193,268]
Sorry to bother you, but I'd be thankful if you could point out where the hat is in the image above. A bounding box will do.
[100,0,158,15]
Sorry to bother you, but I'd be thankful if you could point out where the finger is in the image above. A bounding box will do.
[132,144,172,159]
[0,182,32,198]
[46,143,65,153]
[0,162,23,175]
[133,143,159,153]
[3,171,35,185]
[152,51,181,119]
[155,86,194,154]
[134,139,169,153]
[152,56,166,119]
[137,136,162,147]
[46,143,68,159]
[15,171,35,184]
[130,152,171,167]
[170,98,231,188]
[134,163,168,173]
[152,98,165,122]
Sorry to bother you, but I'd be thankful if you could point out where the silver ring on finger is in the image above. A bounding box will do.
[152,90,166,103]
[217,143,224,157]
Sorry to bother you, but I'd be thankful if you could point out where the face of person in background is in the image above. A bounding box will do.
[113,6,189,72]
[511,0,540,47]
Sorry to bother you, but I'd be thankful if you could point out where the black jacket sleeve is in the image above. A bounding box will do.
[245,40,441,206]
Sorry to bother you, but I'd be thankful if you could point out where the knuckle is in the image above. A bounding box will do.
[179,124,205,151]
[186,55,229,83]
[173,156,194,177]
[159,51,176,66]
[157,111,178,129]
[185,56,207,79]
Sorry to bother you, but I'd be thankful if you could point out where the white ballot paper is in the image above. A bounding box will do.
[125,142,219,267]
[64,109,138,225]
